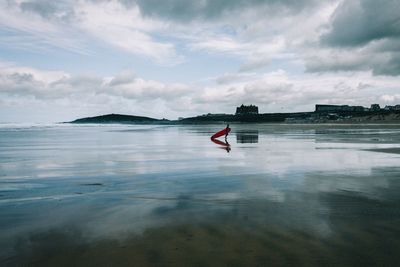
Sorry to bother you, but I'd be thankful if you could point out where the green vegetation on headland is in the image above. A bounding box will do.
[70,114,168,124]
[69,104,400,124]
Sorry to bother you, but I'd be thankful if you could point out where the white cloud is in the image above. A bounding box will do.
[1,61,400,122]
[75,0,183,64]
[0,0,182,64]
[1,1,400,122]
[0,63,194,121]
[196,69,400,113]
[0,62,191,100]
[0,1,90,54]
[214,72,256,84]
[380,94,400,104]
[3,0,397,74]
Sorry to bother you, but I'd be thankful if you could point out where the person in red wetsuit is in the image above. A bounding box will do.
[225,124,230,140]
[211,124,231,140]
[210,124,231,153]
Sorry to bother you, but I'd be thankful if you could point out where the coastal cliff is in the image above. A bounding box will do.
[70,104,400,124]
[70,114,166,124]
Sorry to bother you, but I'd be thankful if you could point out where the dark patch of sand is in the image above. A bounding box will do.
[7,218,400,267]
[366,148,400,154]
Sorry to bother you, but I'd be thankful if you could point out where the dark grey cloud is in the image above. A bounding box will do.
[321,0,400,47]
[20,1,58,18]
[305,50,374,73]
[1,72,42,97]
[19,0,75,21]
[305,48,400,76]
[131,0,321,21]
[14,0,326,23]
[373,53,400,76]
[306,47,400,76]
[310,0,400,76]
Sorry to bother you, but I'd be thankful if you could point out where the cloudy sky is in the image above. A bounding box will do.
[1,0,400,122]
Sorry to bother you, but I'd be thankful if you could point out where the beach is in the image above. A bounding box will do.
[1,123,400,266]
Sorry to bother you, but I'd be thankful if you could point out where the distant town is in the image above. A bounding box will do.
[315,104,400,113]
[71,103,400,124]
[176,103,400,123]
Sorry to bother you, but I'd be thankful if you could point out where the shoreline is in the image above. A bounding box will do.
[68,111,400,125]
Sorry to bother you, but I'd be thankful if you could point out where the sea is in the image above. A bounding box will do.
[1,123,400,266]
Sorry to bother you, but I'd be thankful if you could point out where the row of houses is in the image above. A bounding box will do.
[236,104,400,114]
[315,105,366,112]
[315,104,400,113]
[383,105,400,111]
[192,103,400,119]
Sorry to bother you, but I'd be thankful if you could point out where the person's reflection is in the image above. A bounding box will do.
[211,138,231,153]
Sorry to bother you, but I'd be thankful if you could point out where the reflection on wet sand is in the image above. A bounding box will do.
[5,166,400,266]
[2,124,400,266]
[236,130,259,143]
[211,138,231,152]
[8,185,400,266]
[365,148,400,154]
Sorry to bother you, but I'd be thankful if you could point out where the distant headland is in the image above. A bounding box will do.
[71,114,167,124]
[69,103,400,124]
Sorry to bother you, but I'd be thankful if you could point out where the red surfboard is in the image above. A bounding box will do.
[211,138,231,152]
[211,138,230,147]
[211,126,231,139]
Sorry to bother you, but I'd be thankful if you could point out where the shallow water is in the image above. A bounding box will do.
[1,123,400,266]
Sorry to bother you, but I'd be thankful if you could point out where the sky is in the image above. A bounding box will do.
[0,0,400,122]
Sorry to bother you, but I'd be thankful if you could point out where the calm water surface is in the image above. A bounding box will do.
[1,123,400,266]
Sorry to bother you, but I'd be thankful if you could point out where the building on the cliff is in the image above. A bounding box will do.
[236,104,259,115]
[315,104,364,113]
[370,104,381,111]
[384,105,394,111]
[384,105,400,111]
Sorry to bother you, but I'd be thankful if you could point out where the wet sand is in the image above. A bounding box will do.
[8,192,400,267]
[366,148,400,154]
[1,124,400,266]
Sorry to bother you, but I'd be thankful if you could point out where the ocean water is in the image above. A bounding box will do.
[1,123,400,266]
